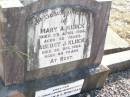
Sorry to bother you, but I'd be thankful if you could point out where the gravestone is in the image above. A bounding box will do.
[0,0,111,97]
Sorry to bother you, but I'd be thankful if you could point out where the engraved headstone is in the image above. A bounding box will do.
[0,0,111,97]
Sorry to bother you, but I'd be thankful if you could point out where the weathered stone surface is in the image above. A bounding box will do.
[105,28,129,50]
[0,65,109,97]
[102,50,130,73]
[104,28,130,54]
[0,0,111,85]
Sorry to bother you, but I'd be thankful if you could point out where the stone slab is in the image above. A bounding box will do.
[0,0,111,85]
[0,65,109,97]
[104,28,130,51]
[102,50,130,73]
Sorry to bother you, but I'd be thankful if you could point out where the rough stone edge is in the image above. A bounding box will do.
[102,50,130,73]
[104,47,130,55]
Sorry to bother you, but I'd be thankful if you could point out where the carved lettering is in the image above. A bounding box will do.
[28,7,94,70]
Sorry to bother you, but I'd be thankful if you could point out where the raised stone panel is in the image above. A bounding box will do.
[0,0,111,86]
[27,7,94,70]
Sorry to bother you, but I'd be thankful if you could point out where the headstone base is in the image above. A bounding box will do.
[0,65,110,97]
[82,65,110,91]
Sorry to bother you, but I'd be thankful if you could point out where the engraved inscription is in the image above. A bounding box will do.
[27,7,94,70]
[35,79,84,97]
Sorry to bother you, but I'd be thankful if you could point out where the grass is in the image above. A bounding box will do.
[108,0,130,44]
